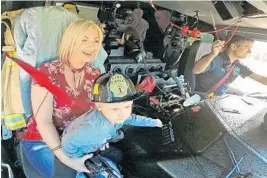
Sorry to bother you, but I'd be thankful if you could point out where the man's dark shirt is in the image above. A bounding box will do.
[195,52,252,95]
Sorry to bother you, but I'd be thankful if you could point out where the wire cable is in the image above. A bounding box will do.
[149,1,241,34]
[209,10,219,40]
[224,25,239,45]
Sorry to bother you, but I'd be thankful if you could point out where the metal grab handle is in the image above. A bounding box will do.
[1,163,14,178]
[225,157,244,178]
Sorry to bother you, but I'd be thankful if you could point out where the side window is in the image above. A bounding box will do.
[229,40,267,93]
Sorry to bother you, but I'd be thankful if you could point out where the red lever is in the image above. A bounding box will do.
[191,28,200,38]
[192,105,201,112]
[136,76,156,94]
[181,26,189,36]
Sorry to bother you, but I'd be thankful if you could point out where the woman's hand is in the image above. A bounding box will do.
[62,154,93,173]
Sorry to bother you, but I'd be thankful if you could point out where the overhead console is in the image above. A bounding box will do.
[212,0,265,20]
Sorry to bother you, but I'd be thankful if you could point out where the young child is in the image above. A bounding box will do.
[62,72,162,178]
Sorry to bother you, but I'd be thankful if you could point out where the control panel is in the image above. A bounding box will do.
[107,57,166,77]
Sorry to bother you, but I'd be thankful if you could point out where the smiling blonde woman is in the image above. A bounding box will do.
[20,19,104,178]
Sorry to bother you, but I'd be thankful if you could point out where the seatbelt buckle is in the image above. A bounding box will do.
[208,92,215,98]
[4,50,17,57]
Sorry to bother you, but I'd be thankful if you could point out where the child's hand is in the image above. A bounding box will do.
[156,119,163,127]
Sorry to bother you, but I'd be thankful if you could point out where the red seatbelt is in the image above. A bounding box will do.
[6,54,94,140]
[207,61,237,94]
[6,54,89,116]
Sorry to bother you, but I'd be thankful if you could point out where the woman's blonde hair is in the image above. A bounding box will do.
[59,19,103,63]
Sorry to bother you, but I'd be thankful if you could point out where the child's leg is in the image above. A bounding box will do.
[100,145,123,164]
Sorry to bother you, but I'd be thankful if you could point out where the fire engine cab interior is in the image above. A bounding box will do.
[1,1,267,178]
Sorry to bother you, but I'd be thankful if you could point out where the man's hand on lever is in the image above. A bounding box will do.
[212,40,225,56]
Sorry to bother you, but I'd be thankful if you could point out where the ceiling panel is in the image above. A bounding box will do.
[151,1,267,29]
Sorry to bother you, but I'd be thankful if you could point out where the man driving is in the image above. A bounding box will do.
[193,35,267,96]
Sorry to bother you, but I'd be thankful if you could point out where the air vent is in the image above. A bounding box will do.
[113,67,122,73]
[126,66,134,75]
[157,65,164,71]
[137,66,145,73]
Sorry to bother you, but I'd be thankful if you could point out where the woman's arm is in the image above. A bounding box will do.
[31,85,66,159]
[31,85,91,173]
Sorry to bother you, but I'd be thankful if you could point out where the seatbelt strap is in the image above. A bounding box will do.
[207,61,237,94]
[15,131,25,140]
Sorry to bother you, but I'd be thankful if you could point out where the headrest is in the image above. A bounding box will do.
[183,41,212,91]
[194,42,213,62]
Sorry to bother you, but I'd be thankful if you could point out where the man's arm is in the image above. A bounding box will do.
[238,63,267,85]
[249,73,267,85]
[192,53,217,74]
[123,114,162,127]
[192,40,225,74]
